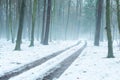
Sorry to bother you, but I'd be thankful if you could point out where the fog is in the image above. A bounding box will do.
[0,0,119,43]
[0,0,120,80]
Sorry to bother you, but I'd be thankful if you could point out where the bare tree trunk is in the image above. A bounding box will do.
[116,0,120,34]
[116,0,120,49]
[76,0,82,39]
[9,0,14,43]
[6,0,10,41]
[14,0,26,50]
[28,0,32,41]
[106,0,114,58]
[29,0,37,47]
[41,0,47,44]
[43,0,52,45]
[94,0,103,46]
[65,0,71,40]
[37,0,41,41]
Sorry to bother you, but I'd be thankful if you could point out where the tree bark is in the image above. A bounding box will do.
[9,0,14,43]
[41,0,47,44]
[65,0,71,40]
[116,0,120,34]
[14,0,25,50]
[43,0,52,45]
[29,0,37,47]
[6,0,10,41]
[106,0,114,58]
[94,0,103,46]
[37,0,41,41]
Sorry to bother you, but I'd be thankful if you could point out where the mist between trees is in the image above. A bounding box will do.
[0,0,120,57]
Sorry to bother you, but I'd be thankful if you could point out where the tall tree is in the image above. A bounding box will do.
[9,0,14,43]
[116,0,120,34]
[27,0,32,40]
[65,0,71,40]
[29,0,37,47]
[36,0,41,41]
[76,0,82,39]
[14,0,26,50]
[41,0,47,44]
[94,0,103,46]
[6,0,10,41]
[43,0,52,45]
[106,0,114,58]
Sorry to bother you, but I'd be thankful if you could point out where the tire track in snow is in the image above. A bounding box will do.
[0,41,81,80]
[42,41,87,80]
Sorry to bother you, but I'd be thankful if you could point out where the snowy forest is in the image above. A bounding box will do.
[0,0,120,80]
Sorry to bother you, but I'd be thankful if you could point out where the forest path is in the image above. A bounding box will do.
[9,41,86,80]
[0,41,81,80]
[42,42,87,80]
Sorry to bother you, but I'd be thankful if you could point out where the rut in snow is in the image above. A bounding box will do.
[0,41,80,80]
[42,42,87,80]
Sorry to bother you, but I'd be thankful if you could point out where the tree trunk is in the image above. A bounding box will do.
[28,0,32,41]
[75,0,80,39]
[29,0,37,47]
[65,0,71,40]
[41,0,47,44]
[116,0,120,34]
[14,0,25,50]
[94,0,103,46]
[106,0,114,58]
[37,0,41,41]
[100,10,104,41]
[6,0,10,41]
[76,0,82,39]
[116,0,120,49]
[43,0,52,45]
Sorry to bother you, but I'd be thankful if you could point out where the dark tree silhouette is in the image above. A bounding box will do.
[43,0,52,45]
[106,0,114,58]
[116,0,120,34]
[94,0,103,46]
[41,0,47,44]
[14,0,26,50]
[29,0,37,47]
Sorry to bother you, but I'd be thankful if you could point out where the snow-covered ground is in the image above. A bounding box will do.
[0,39,78,77]
[1,40,120,80]
[9,41,85,80]
[57,41,120,80]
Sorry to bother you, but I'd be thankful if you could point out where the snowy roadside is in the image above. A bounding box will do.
[9,41,85,80]
[57,41,120,80]
[0,40,79,77]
